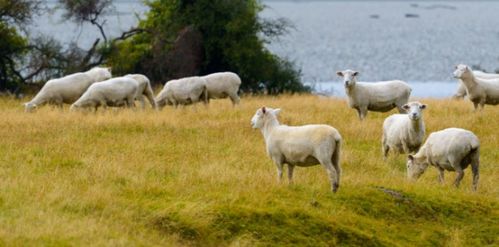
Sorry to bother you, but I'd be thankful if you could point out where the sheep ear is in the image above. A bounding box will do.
[402,104,410,110]
[419,104,427,110]
[336,71,343,77]
[455,65,458,69]
[352,71,359,77]
[408,155,414,161]
[273,108,281,116]
[261,107,266,114]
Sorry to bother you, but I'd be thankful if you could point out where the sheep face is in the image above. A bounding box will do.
[24,102,37,113]
[453,64,472,79]
[251,107,280,129]
[336,70,359,87]
[406,155,428,180]
[402,102,427,121]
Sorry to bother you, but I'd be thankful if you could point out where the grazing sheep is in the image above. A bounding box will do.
[336,70,412,120]
[125,74,157,109]
[251,107,342,193]
[24,67,112,112]
[453,64,499,110]
[201,72,241,105]
[453,70,499,99]
[70,77,139,111]
[407,128,480,191]
[155,76,208,109]
[382,101,427,158]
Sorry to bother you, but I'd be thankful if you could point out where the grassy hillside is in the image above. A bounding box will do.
[0,95,497,246]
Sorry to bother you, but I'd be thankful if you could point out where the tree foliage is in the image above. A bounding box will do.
[109,0,309,93]
[0,0,41,92]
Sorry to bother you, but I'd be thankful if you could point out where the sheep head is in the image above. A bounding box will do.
[402,101,427,121]
[251,107,281,129]
[336,69,359,87]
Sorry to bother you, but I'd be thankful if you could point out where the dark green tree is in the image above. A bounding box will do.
[0,0,40,91]
[109,0,309,93]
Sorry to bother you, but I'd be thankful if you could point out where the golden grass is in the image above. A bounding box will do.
[0,95,497,246]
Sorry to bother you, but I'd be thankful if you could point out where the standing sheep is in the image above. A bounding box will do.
[125,74,157,109]
[155,76,208,109]
[24,67,112,112]
[453,65,499,109]
[382,101,427,158]
[201,72,241,105]
[70,77,139,111]
[407,128,480,191]
[452,70,499,99]
[336,70,412,120]
[251,107,342,193]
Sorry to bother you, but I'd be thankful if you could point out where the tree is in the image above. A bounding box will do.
[109,0,309,93]
[0,0,40,92]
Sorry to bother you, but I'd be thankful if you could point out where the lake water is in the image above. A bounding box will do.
[31,0,499,97]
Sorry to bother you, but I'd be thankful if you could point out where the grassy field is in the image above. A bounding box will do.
[0,95,497,246]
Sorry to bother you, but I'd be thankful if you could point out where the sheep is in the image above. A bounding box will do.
[24,67,112,112]
[453,64,499,110]
[251,107,342,193]
[473,70,499,80]
[382,101,426,158]
[407,128,480,191]
[124,74,157,109]
[452,69,499,100]
[154,76,208,109]
[201,72,241,105]
[336,70,412,120]
[70,77,139,111]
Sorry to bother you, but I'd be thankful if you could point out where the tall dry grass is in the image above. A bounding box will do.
[0,95,497,246]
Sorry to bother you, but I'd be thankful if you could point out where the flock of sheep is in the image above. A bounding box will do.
[24,68,241,112]
[23,63,497,193]
[252,64,495,193]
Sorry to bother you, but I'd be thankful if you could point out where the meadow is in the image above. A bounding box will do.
[0,95,497,246]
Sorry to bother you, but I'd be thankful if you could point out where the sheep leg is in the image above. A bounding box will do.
[272,157,284,182]
[287,164,295,184]
[229,92,240,106]
[471,153,480,191]
[382,135,389,159]
[479,101,485,111]
[275,163,283,182]
[319,158,339,193]
[138,95,146,109]
[99,100,107,110]
[473,102,479,111]
[453,167,464,188]
[126,96,136,109]
[355,108,364,120]
[438,168,445,184]
[359,108,367,120]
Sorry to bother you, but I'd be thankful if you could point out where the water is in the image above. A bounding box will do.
[30,1,499,97]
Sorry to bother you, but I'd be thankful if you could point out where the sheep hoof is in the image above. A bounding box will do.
[332,183,339,193]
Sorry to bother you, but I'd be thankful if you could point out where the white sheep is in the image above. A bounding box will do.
[24,67,112,112]
[251,107,342,193]
[453,69,499,100]
[382,101,426,158]
[473,70,499,80]
[155,76,208,109]
[336,70,412,120]
[124,74,157,109]
[201,72,241,105]
[407,128,480,191]
[70,77,139,111]
[453,64,499,110]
